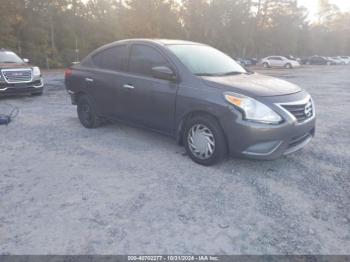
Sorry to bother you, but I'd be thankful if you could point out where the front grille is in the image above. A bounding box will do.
[1,69,32,83]
[281,99,314,123]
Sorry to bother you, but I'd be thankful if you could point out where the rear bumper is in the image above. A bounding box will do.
[0,78,44,96]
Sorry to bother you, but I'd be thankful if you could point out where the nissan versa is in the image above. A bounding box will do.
[0,49,43,96]
[65,39,316,166]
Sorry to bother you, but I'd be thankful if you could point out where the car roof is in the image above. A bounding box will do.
[129,39,203,45]
[266,56,285,58]
[101,39,205,48]
[90,39,207,57]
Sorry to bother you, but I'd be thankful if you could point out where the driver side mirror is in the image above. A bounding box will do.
[152,66,177,81]
[23,58,29,63]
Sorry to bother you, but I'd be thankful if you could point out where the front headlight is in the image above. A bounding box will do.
[224,92,282,124]
[32,67,41,77]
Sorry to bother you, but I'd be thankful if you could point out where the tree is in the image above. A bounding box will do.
[121,0,182,38]
[1,0,348,68]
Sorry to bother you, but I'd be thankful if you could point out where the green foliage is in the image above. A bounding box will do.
[0,0,348,68]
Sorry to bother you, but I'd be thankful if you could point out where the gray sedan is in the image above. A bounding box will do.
[65,39,315,166]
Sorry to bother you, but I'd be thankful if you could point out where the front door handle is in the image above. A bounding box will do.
[123,84,135,89]
[85,77,94,82]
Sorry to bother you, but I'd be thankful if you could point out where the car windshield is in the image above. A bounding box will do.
[0,51,23,63]
[167,44,247,76]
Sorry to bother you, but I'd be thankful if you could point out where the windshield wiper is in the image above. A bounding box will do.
[195,71,248,77]
[220,71,244,76]
[195,73,220,77]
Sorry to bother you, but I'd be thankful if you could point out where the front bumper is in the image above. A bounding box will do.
[0,78,44,96]
[220,91,316,160]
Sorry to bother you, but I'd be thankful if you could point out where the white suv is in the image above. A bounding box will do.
[261,56,301,69]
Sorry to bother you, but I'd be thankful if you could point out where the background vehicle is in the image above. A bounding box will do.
[339,56,350,64]
[286,55,301,63]
[247,58,258,65]
[233,57,251,67]
[301,56,334,65]
[65,39,315,166]
[261,56,300,69]
[233,57,257,67]
[0,49,43,96]
[330,57,346,65]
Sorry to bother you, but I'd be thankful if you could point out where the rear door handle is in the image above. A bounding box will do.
[85,77,94,82]
[123,84,135,89]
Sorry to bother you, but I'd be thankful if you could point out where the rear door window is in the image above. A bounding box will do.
[92,45,128,72]
[128,44,169,77]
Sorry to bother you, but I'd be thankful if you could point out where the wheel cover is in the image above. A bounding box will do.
[188,124,215,160]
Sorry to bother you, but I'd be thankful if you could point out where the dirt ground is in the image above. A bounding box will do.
[0,65,349,254]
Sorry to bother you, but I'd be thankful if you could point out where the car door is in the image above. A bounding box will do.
[275,57,285,67]
[268,57,277,67]
[118,44,178,134]
[310,56,318,64]
[315,57,324,65]
[86,44,130,118]
[269,57,282,67]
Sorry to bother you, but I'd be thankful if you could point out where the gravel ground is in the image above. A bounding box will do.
[0,66,349,255]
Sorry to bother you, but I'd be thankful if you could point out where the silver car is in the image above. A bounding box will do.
[261,56,301,69]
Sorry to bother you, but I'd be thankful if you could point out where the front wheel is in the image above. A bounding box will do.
[263,62,270,68]
[184,115,227,166]
[285,63,292,69]
[77,95,101,128]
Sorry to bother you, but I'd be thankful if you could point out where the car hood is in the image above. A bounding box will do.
[0,63,31,69]
[201,73,301,97]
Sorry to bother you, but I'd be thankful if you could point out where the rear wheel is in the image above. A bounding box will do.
[77,95,101,128]
[184,115,227,166]
[263,62,270,68]
[326,61,331,66]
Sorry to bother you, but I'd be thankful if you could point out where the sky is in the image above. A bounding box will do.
[298,0,350,19]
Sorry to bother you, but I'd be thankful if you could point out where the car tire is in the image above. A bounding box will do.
[306,61,311,65]
[184,115,227,166]
[285,63,292,69]
[326,61,331,66]
[77,94,101,129]
[263,62,270,68]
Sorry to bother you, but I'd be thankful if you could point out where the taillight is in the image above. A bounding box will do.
[65,68,73,78]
